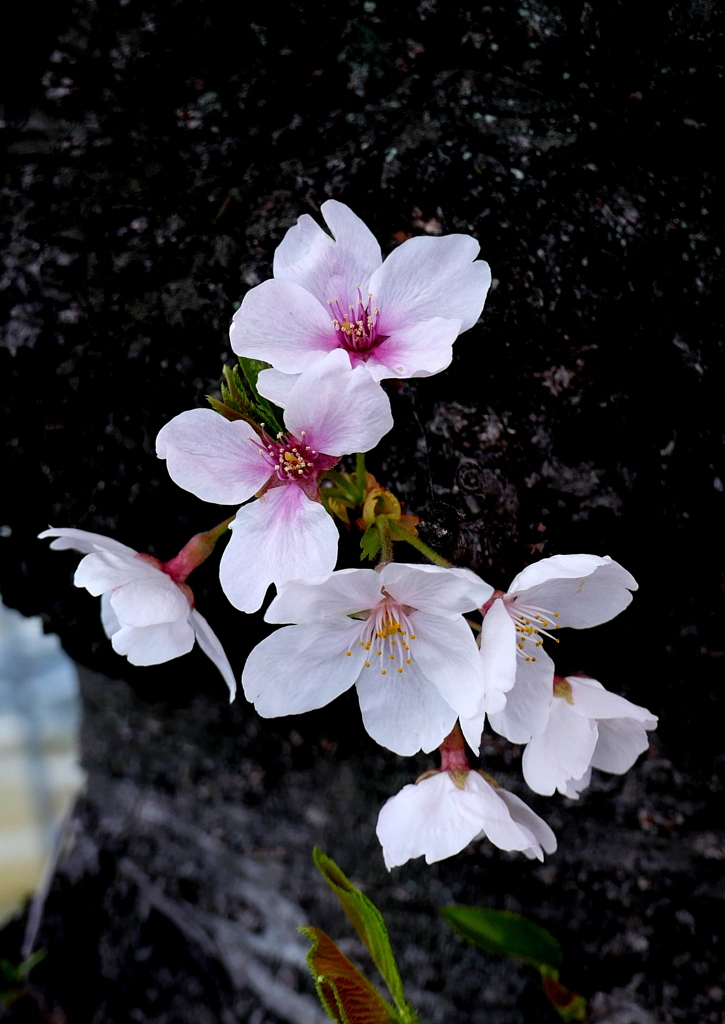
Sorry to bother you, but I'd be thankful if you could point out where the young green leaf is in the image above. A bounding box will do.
[312,850,410,1018]
[238,356,285,436]
[540,965,587,1021]
[300,927,397,1024]
[440,905,563,970]
[360,524,383,561]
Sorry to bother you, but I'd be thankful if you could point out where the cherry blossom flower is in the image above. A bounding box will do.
[156,350,393,613]
[376,769,557,868]
[474,554,638,746]
[522,675,657,798]
[241,563,492,756]
[230,200,491,385]
[38,527,236,698]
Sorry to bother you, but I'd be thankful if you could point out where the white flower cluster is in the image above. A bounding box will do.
[40,203,656,871]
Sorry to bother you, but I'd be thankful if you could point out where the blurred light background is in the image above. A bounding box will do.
[0,600,83,919]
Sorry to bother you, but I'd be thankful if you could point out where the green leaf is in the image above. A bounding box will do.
[238,356,285,436]
[540,965,587,1021]
[300,927,397,1024]
[441,905,563,970]
[360,524,382,561]
[312,850,409,1017]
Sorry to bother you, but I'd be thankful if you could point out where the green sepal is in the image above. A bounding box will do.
[440,905,563,970]
[312,850,419,1023]
[360,524,383,561]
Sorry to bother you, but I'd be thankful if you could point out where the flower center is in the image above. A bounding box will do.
[346,600,417,675]
[504,596,561,662]
[327,287,387,359]
[257,430,321,482]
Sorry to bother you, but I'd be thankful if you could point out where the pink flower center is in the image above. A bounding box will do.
[327,287,387,360]
[503,594,561,662]
[346,599,417,675]
[257,430,330,483]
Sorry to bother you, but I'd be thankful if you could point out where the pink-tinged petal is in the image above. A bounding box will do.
[283,349,393,456]
[522,702,597,796]
[356,660,458,756]
[376,773,481,868]
[480,596,517,699]
[219,484,339,613]
[369,234,490,334]
[365,317,462,381]
[156,409,272,505]
[189,609,237,702]
[265,567,385,625]
[457,774,541,853]
[39,527,138,558]
[255,368,300,409]
[74,549,159,596]
[406,611,483,719]
[111,617,195,666]
[560,768,592,800]
[566,676,658,725]
[242,618,365,716]
[380,563,492,617]
[459,707,487,755]
[230,279,337,372]
[495,789,557,857]
[489,649,555,744]
[100,592,121,639]
[507,554,637,629]
[273,201,382,308]
[591,718,653,774]
[110,576,189,626]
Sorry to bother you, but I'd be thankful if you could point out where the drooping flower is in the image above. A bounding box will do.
[230,200,491,387]
[471,554,638,746]
[522,675,657,798]
[156,349,393,613]
[241,563,492,756]
[38,527,236,699]
[376,769,557,868]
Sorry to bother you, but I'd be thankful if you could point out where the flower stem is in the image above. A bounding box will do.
[163,516,235,584]
[388,520,451,567]
[355,451,366,485]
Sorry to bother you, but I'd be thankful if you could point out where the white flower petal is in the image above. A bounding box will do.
[273,201,382,308]
[507,554,638,629]
[566,676,657,725]
[560,768,592,800]
[110,576,189,626]
[265,567,385,625]
[365,317,463,381]
[219,484,339,613]
[156,408,272,505]
[379,563,492,617]
[376,773,481,868]
[190,609,237,701]
[457,774,542,853]
[591,718,652,774]
[100,592,121,639]
[406,610,483,719]
[74,549,159,596]
[522,702,598,796]
[230,279,337,372]
[255,368,300,409]
[489,649,555,744]
[356,660,458,756]
[283,349,393,456]
[480,596,517,699]
[242,618,365,716]
[39,527,138,558]
[495,788,558,857]
[111,617,195,666]
[369,234,490,334]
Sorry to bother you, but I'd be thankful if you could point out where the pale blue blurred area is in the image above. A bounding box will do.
[0,599,84,916]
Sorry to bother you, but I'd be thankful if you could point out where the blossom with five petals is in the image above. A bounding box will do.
[241,563,493,756]
[466,554,638,748]
[156,350,393,613]
[38,527,236,698]
[522,675,657,798]
[376,769,557,868]
[230,200,491,399]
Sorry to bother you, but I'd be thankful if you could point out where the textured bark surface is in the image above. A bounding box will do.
[1,2,724,1021]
